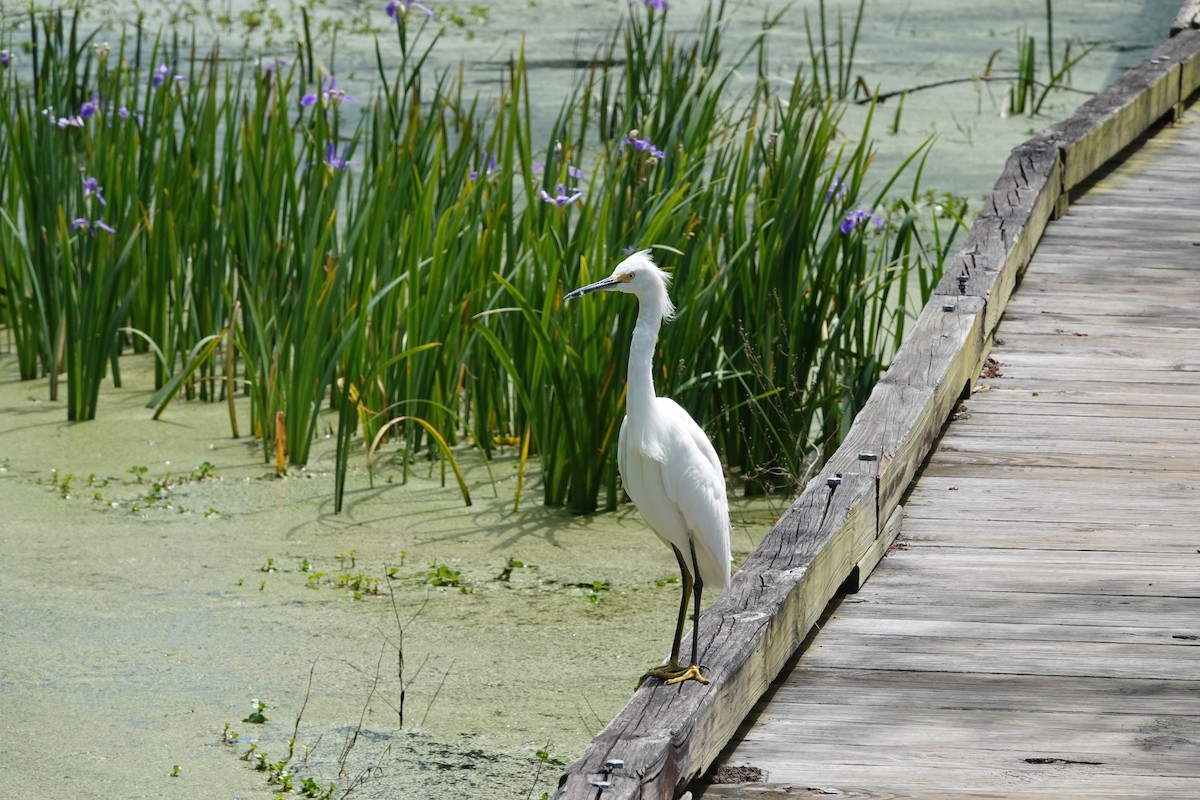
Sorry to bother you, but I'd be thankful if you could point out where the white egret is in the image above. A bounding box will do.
[564,250,731,686]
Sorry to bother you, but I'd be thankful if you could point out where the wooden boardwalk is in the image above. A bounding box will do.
[695,71,1200,800]
[554,15,1200,800]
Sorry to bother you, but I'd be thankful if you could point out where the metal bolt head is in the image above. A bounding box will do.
[591,780,613,789]
[603,759,625,769]
[942,302,955,312]
[827,476,842,488]
[857,452,878,461]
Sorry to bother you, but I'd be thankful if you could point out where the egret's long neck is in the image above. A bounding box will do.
[625,299,664,421]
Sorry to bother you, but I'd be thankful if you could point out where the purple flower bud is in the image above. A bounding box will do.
[621,133,665,160]
[80,92,102,119]
[840,208,884,235]
[469,150,497,181]
[83,176,107,207]
[70,217,116,235]
[322,143,359,171]
[540,184,582,208]
[387,0,435,20]
[825,175,848,204]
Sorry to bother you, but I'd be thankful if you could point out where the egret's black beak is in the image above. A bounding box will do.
[563,276,621,301]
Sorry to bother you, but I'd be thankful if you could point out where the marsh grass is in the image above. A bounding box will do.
[0,2,962,512]
[1007,0,1092,116]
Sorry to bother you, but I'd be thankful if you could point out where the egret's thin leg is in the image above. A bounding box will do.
[665,539,710,686]
[668,545,692,666]
[688,539,703,668]
[639,546,696,687]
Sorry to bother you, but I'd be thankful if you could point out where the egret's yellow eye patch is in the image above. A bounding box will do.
[616,272,634,283]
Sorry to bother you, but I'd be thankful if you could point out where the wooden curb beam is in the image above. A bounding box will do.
[554,13,1200,800]
[1173,0,1200,34]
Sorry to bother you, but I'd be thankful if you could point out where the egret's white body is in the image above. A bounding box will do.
[565,250,731,685]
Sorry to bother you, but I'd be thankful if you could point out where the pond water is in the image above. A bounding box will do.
[0,1,1187,798]
[2,0,1180,198]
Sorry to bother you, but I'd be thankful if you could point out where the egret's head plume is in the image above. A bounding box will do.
[562,249,675,321]
[611,250,675,321]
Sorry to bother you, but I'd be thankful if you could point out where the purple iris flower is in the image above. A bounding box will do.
[301,76,357,108]
[540,184,582,208]
[83,176,107,207]
[56,114,86,129]
[257,57,286,77]
[840,208,884,235]
[825,175,848,204]
[387,0,435,19]
[70,217,116,235]
[1,49,12,68]
[470,150,497,180]
[621,132,665,159]
[643,0,668,9]
[80,93,102,119]
[151,63,184,88]
[322,143,360,171]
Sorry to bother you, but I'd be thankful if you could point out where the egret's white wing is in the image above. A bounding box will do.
[618,399,731,592]
[656,398,732,591]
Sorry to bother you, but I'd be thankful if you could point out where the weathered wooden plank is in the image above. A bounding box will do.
[898,513,1200,545]
[845,564,1200,600]
[798,638,1200,680]
[958,397,1200,419]
[934,436,1200,464]
[902,496,1200,527]
[822,615,1200,646]
[846,588,1200,629]
[1173,2,1200,35]
[731,709,1198,755]
[917,457,1200,487]
[980,332,1200,356]
[709,754,1200,791]
[972,381,1200,406]
[755,667,1200,716]
[1006,288,1200,315]
[926,414,1200,442]
[703,782,1200,800]
[872,541,1200,570]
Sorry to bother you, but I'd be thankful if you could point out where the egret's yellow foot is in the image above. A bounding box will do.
[638,662,709,687]
[665,664,708,685]
[637,661,686,688]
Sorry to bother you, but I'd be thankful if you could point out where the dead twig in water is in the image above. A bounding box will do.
[855,73,1092,105]
[420,659,455,728]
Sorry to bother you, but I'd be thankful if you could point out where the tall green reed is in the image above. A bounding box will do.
[1,2,961,512]
[1008,0,1092,116]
